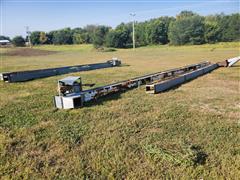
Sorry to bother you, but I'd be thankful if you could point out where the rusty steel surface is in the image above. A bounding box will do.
[54,61,210,109]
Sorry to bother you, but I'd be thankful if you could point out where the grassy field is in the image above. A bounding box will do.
[0,42,239,179]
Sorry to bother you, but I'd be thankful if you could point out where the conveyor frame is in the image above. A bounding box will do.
[0,59,121,83]
[54,61,210,109]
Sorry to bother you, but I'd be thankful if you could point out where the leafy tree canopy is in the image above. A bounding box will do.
[12,36,25,47]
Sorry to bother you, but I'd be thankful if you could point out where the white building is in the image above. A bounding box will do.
[0,39,11,46]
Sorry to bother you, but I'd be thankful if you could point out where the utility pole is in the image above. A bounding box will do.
[130,13,136,50]
[25,26,32,48]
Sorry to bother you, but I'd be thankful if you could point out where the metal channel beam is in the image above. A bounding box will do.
[227,56,240,67]
[0,59,121,83]
[146,63,218,94]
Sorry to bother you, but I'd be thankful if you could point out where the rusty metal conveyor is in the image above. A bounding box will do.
[54,61,211,109]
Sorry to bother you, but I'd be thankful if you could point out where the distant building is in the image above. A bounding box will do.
[0,39,12,46]
[25,41,30,46]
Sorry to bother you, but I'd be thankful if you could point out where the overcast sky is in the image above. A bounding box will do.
[1,0,239,38]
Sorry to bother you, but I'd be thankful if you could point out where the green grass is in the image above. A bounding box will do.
[33,44,94,52]
[0,42,239,179]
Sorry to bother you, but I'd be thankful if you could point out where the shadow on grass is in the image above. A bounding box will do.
[190,145,208,166]
[230,64,240,67]
[120,64,130,67]
[83,90,126,108]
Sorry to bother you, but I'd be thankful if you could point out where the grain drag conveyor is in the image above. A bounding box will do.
[54,61,211,109]
[0,58,121,83]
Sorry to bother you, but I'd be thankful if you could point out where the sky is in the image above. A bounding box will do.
[1,0,239,38]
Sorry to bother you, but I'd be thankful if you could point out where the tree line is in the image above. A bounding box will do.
[2,11,239,47]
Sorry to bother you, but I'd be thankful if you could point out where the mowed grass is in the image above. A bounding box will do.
[0,42,239,179]
[33,44,93,52]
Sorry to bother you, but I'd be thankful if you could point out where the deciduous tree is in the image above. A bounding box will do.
[12,36,25,47]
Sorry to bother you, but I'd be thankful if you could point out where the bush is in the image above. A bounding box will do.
[12,36,25,47]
